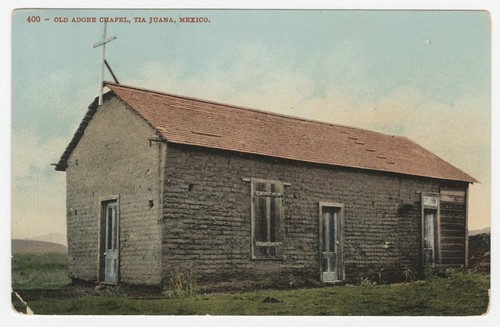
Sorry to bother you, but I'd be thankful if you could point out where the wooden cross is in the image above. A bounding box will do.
[92,22,117,105]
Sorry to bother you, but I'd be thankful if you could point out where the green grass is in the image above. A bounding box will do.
[12,253,71,290]
[25,272,489,316]
[12,254,490,316]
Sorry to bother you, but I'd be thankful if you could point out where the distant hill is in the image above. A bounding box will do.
[12,239,67,255]
[28,233,67,246]
[469,227,491,236]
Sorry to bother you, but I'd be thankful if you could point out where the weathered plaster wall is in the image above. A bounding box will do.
[65,97,164,286]
[161,144,467,290]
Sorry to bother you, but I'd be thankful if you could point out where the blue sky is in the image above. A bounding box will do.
[9,8,491,239]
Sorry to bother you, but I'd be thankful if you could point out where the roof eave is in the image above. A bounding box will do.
[54,95,102,172]
[165,141,478,184]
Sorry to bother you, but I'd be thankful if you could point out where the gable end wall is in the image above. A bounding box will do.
[65,97,164,286]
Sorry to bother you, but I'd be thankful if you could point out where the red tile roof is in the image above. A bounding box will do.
[56,82,477,183]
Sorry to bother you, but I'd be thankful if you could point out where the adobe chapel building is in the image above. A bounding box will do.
[55,82,476,289]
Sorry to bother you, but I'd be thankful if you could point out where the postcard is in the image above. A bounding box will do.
[7,3,492,321]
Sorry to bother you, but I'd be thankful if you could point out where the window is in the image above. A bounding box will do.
[250,179,285,259]
[423,195,438,207]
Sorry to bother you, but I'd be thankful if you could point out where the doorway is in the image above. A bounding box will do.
[100,200,119,284]
[421,194,440,267]
[319,202,344,282]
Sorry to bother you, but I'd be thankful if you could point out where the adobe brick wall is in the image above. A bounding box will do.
[65,97,164,286]
[161,144,466,289]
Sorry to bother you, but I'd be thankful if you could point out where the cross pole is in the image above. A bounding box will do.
[92,22,117,105]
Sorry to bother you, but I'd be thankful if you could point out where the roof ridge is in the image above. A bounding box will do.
[104,81,402,139]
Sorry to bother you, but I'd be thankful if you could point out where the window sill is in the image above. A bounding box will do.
[251,256,286,261]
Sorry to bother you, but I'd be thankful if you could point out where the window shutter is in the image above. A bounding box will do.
[251,179,285,259]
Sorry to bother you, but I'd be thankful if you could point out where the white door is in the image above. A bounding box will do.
[320,205,343,282]
[423,209,437,266]
[103,201,118,284]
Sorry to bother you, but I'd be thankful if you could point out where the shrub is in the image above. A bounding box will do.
[359,277,377,286]
[399,263,417,282]
[468,233,490,274]
[164,270,197,298]
[423,265,439,280]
